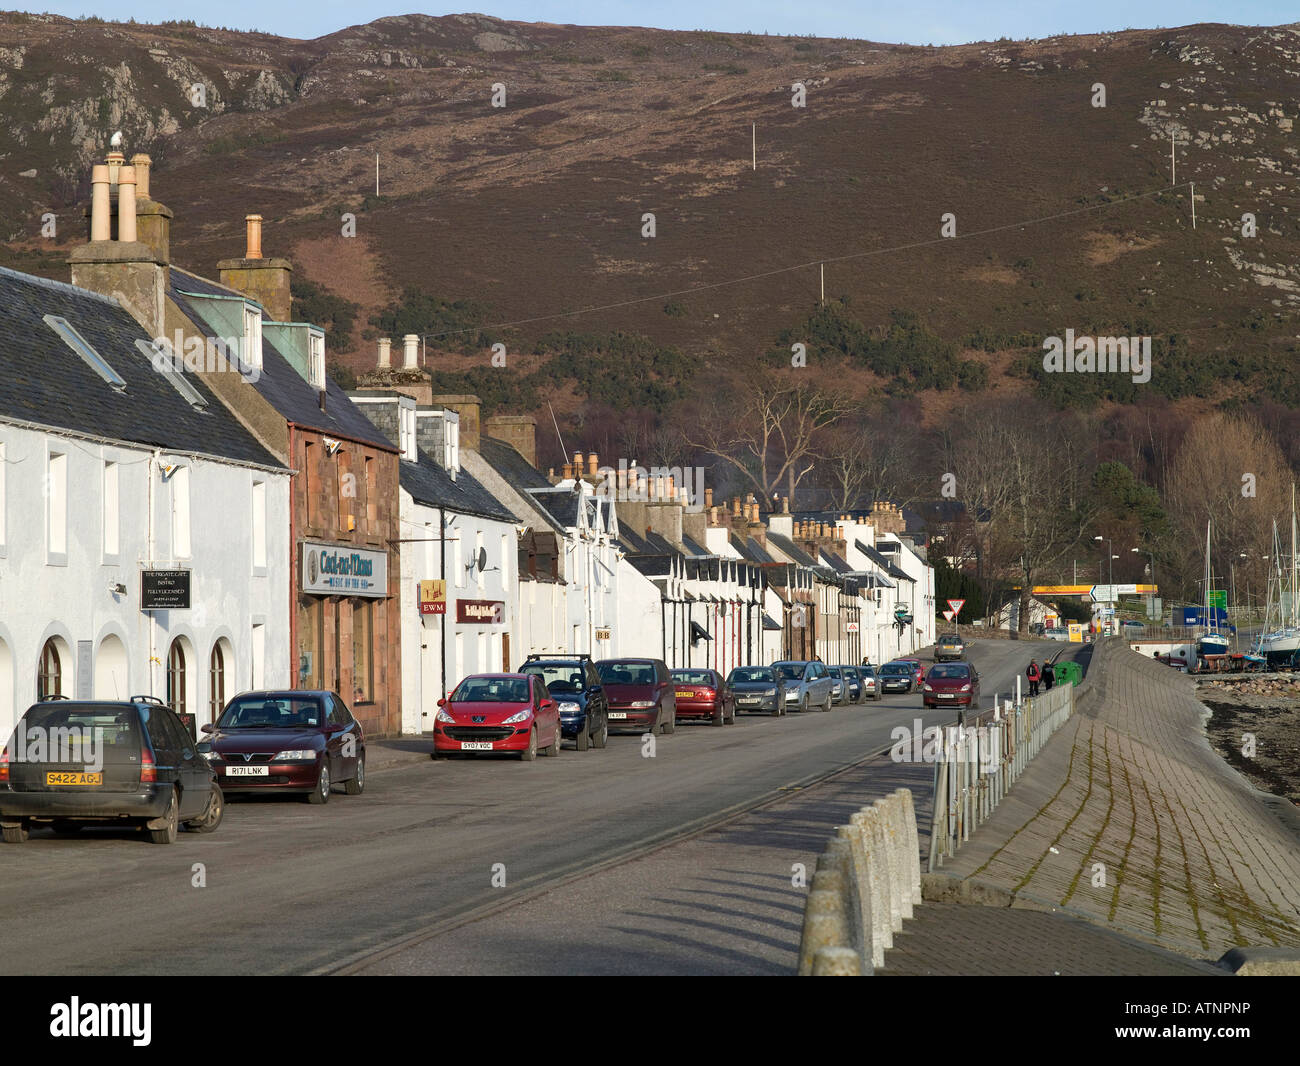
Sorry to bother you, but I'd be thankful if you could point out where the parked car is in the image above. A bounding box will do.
[899,658,926,686]
[829,666,860,704]
[922,662,981,710]
[1120,620,1146,631]
[433,674,561,761]
[725,666,783,716]
[671,668,735,726]
[878,661,916,694]
[1044,628,1070,642]
[519,654,608,751]
[771,660,836,713]
[934,633,967,661]
[857,664,883,701]
[201,690,366,801]
[1,696,223,844]
[596,658,676,734]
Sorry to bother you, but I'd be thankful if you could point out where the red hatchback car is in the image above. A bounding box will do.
[922,662,981,709]
[434,674,561,761]
[670,668,735,726]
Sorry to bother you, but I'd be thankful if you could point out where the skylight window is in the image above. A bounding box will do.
[135,339,209,411]
[43,314,125,390]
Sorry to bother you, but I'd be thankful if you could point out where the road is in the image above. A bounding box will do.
[0,639,1053,975]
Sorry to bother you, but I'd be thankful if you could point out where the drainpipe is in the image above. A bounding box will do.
[288,423,298,690]
[148,448,159,697]
[440,505,447,705]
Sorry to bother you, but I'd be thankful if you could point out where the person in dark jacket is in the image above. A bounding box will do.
[1042,660,1056,691]
[1026,659,1041,697]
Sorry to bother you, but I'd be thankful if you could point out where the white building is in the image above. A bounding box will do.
[0,266,292,742]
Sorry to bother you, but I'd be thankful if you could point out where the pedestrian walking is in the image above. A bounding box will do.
[1026,659,1041,697]
[1042,660,1055,691]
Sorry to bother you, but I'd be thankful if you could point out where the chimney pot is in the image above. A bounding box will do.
[130,153,152,200]
[562,463,573,479]
[106,150,124,188]
[244,214,263,260]
[90,164,111,242]
[587,453,599,478]
[402,334,418,369]
[781,496,789,513]
[705,488,714,508]
[377,337,391,368]
[117,165,138,243]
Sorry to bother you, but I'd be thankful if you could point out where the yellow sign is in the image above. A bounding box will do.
[418,579,446,615]
[1068,623,1085,643]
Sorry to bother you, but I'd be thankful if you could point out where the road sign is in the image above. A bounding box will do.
[942,610,955,622]
[1090,583,1140,601]
[1208,589,1226,609]
[845,621,860,632]
[946,599,965,617]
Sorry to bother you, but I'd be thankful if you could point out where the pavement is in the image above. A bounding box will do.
[931,638,1300,961]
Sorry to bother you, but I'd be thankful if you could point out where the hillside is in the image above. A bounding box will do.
[4,11,1300,443]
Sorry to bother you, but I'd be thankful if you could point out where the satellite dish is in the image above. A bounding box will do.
[477,547,488,572]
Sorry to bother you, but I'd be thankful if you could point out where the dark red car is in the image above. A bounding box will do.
[433,673,561,761]
[596,658,676,734]
[200,690,364,804]
[670,668,735,726]
[921,662,981,710]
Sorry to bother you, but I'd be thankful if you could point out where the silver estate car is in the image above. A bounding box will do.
[771,660,837,713]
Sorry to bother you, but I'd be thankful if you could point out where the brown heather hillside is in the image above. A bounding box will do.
[4,11,1300,437]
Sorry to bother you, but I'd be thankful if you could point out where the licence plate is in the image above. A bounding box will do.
[460,741,493,751]
[225,765,269,777]
[608,712,627,720]
[676,691,694,699]
[739,697,760,705]
[939,693,955,699]
[45,772,101,786]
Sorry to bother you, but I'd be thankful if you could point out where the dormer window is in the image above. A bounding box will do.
[44,315,125,390]
[242,304,262,372]
[308,329,325,390]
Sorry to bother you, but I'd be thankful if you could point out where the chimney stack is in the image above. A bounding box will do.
[219,215,293,322]
[483,415,537,468]
[403,334,419,369]
[377,337,391,368]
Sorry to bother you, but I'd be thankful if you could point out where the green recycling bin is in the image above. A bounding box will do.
[1054,660,1082,687]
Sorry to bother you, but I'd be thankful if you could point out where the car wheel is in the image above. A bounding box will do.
[799,696,808,713]
[2,822,30,844]
[520,726,538,762]
[712,706,725,726]
[662,709,676,735]
[307,762,331,804]
[185,785,224,833]
[576,722,589,752]
[543,725,562,756]
[344,753,365,795]
[594,719,608,749]
[726,704,736,724]
[148,789,180,845]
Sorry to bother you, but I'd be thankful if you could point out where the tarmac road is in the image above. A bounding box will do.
[0,639,1045,975]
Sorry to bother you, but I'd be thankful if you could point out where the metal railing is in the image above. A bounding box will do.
[926,680,1076,871]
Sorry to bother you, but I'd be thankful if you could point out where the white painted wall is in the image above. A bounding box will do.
[0,421,291,743]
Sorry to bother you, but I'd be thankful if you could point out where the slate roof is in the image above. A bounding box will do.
[618,526,654,555]
[401,451,518,523]
[479,435,554,492]
[169,268,394,452]
[854,539,914,581]
[0,266,281,469]
[528,487,583,530]
[823,551,853,574]
[681,535,711,557]
[767,533,818,568]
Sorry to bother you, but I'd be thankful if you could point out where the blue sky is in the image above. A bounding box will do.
[12,2,1296,43]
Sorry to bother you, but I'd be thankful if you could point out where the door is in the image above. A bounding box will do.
[162,707,209,819]
[143,705,182,798]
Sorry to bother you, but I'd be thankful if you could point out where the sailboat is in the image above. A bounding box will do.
[1255,485,1300,664]
[1197,519,1229,659]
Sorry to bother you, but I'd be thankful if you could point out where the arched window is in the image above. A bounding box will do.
[37,639,62,700]
[167,638,187,717]
[209,643,225,721]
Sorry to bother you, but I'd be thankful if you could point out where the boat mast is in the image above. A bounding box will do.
[1291,483,1297,627]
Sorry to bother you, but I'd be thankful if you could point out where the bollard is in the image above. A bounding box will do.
[893,788,923,906]
[836,822,874,966]
[798,851,852,976]
[855,807,893,963]
[812,945,863,976]
[873,796,905,933]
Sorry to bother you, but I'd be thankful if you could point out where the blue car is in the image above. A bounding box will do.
[518,655,609,751]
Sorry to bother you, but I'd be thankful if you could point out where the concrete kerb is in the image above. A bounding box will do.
[797,789,924,975]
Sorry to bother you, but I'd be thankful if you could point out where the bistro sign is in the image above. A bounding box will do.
[302,541,387,598]
[141,569,191,610]
[456,599,505,625]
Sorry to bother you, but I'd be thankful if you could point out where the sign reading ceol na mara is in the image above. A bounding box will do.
[301,541,388,598]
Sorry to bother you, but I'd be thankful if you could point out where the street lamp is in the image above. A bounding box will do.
[1094,535,1114,585]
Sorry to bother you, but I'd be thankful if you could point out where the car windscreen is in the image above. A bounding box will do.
[728,667,774,683]
[521,664,586,693]
[940,635,962,643]
[598,662,656,686]
[218,697,323,728]
[452,677,530,703]
[929,664,970,679]
[672,671,714,685]
[773,664,805,681]
[10,705,142,754]
[881,663,911,675]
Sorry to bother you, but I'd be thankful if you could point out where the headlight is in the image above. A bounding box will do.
[557,701,580,714]
[763,688,777,696]
[923,683,933,692]
[436,709,456,723]
[272,749,317,761]
[960,683,972,692]
[630,700,654,709]
[503,709,532,724]
[201,749,219,761]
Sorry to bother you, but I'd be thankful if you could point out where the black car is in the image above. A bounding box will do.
[878,661,916,694]
[725,665,783,716]
[0,696,223,844]
[519,655,609,750]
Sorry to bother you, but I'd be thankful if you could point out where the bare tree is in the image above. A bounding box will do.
[818,414,926,512]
